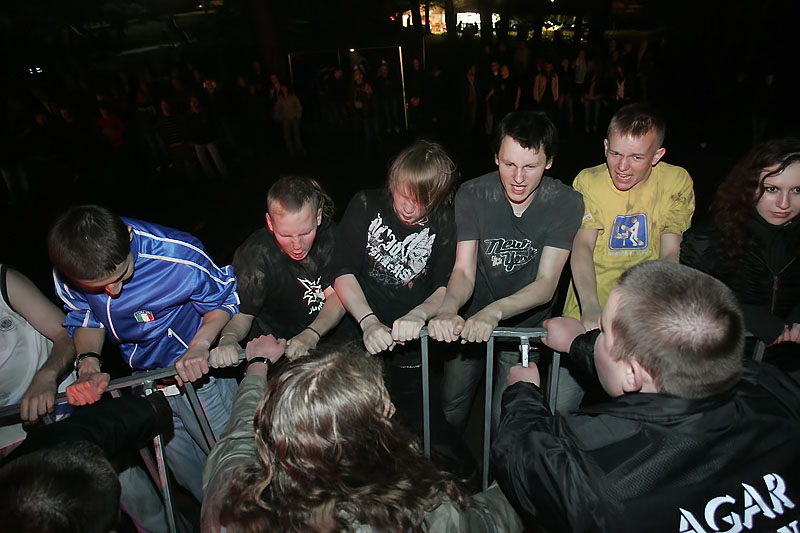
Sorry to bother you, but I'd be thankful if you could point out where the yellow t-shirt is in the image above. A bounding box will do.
[563,162,695,319]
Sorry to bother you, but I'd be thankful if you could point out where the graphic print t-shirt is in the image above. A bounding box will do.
[233,221,336,339]
[456,172,583,327]
[333,190,456,325]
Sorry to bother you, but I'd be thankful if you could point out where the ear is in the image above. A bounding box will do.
[545,157,554,170]
[316,208,322,227]
[494,153,500,166]
[623,359,656,394]
[652,146,666,166]
[265,213,274,234]
[603,138,609,157]
[620,360,643,393]
[127,225,133,242]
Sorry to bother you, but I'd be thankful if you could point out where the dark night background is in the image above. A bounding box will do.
[1,0,798,287]
[1,2,798,525]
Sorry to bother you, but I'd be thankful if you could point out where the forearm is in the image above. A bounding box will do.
[189,309,233,351]
[203,375,267,492]
[34,330,76,381]
[571,246,600,315]
[217,313,254,346]
[408,286,447,321]
[481,277,560,322]
[307,291,346,336]
[334,274,375,323]
[73,327,106,377]
[436,270,475,316]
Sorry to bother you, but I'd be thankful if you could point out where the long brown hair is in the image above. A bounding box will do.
[713,137,800,262]
[220,349,467,532]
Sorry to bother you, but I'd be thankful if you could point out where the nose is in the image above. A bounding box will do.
[512,167,524,183]
[618,157,630,171]
[778,192,790,210]
[292,237,303,250]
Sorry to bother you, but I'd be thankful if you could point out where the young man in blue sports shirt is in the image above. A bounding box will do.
[48,204,239,503]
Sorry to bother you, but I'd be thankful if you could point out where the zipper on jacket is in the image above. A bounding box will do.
[771,275,779,315]
[168,328,189,349]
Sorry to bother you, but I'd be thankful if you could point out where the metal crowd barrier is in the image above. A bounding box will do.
[420,327,559,491]
[0,351,247,533]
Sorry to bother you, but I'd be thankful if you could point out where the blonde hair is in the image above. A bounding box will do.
[387,140,458,216]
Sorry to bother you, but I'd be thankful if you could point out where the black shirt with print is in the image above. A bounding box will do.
[333,190,457,326]
[232,220,336,340]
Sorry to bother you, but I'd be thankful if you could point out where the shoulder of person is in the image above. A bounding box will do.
[346,189,382,211]
[563,410,645,451]
[125,217,205,252]
[573,163,608,191]
[234,226,273,259]
[457,171,500,198]
[653,162,693,188]
[537,176,585,214]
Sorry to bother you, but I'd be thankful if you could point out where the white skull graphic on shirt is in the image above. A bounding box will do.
[366,213,435,287]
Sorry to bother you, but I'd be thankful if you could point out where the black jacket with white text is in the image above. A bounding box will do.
[492,331,800,533]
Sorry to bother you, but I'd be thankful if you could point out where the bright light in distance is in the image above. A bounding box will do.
[349,48,355,52]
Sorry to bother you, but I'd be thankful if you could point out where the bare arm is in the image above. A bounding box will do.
[334,273,394,354]
[7,269,76,421]
[392,286,447,343]
[659,233,682,262]
[286,287,346,358]
[175,308,232,385]
[209,312,254,368]
[570,228,601,330]
[428,240,478,343]
[461,246,571,343]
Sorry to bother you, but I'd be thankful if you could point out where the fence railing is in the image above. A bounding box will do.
[1,333,561,529]
[420,327,558,491]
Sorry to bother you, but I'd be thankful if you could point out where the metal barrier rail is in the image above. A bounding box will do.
[420,327,558,491]
[1,332,563,526]
[0,350,248,533]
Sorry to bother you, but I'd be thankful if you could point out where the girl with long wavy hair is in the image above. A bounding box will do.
[200,335,521,532]
[682,137,800,353]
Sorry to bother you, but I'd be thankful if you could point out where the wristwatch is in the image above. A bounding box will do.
[74,351,103,373]
[245,357,273,375]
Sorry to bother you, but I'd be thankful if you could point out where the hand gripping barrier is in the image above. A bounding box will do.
[0,349,248,533]
[420,327,560,491]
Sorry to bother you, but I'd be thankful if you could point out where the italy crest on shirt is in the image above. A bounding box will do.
[134,310,155,323]
[609,213,648,251]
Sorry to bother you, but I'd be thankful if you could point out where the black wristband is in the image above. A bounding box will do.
[246,357,273,374]
[304,326,321,339]
[358,312,376,326]
[74,352,102,373]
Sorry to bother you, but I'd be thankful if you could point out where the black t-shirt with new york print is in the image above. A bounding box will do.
[456,172,583,327]
[333,190,457,326]
[232,220,336,340]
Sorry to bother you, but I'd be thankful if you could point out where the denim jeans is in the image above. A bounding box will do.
[166,375,238,502]
[116,375,236,532]
[441,344,522,439]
